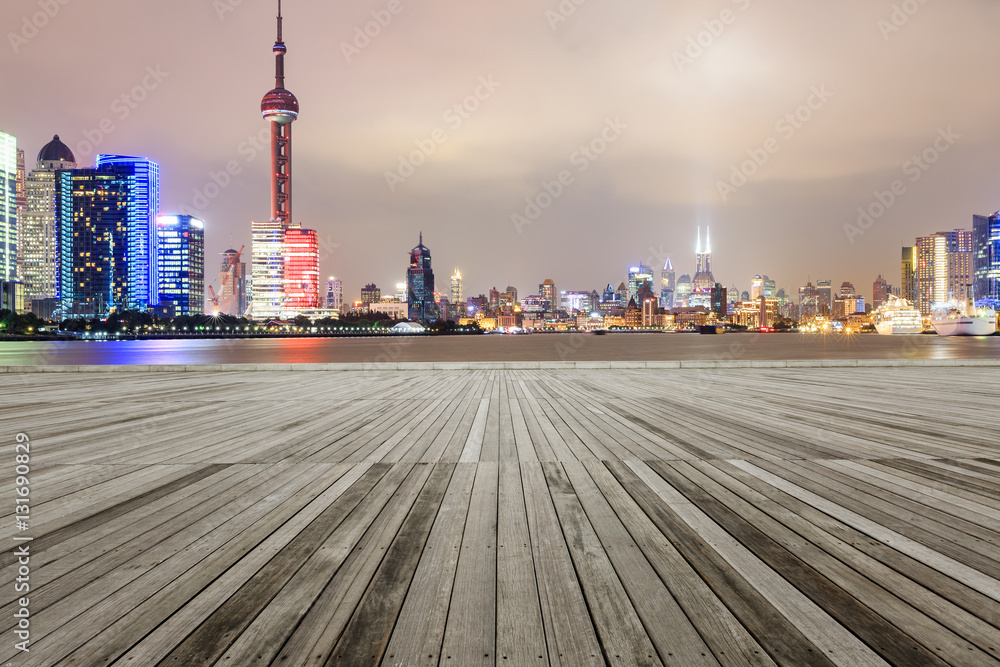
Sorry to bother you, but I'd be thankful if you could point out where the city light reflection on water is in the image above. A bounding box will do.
[0,333,997,366]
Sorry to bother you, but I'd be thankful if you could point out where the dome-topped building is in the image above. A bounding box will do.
[37,135,76,167]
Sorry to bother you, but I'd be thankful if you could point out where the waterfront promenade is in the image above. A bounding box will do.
[2,364,999,666]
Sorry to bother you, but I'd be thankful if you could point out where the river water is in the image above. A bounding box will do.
[0,332,998,365]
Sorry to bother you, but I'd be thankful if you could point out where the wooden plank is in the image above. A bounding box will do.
[565,461,719,665]
[604,460,836,667]
[328,463,456,666]
[586,461,776,667]
[441,461,499,665]
[521,461,605,666]
[152,463,393,665]
[381,463,476,666]
[651,460,952,666]
[542,461,662,665]
[495,461,548,664]
[272,462,435,665]
[730,460,1000,604]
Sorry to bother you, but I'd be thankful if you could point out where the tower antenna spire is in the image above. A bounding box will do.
[273,0,286,89]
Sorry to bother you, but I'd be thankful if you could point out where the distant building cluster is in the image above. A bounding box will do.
[0,132,206,320]
[901,223,999,316]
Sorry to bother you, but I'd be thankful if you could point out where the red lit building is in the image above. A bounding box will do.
[283,227,319,309]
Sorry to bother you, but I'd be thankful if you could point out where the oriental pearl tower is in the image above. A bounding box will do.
[261,0,298,226]
[251,1,319,318]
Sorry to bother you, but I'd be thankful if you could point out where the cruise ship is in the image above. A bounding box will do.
[872,295,924,335]
[932,301,997,336]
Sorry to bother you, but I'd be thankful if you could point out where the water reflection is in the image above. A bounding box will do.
[0,334,996,366]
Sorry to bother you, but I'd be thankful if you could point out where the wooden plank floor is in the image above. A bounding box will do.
[2,367,999,666]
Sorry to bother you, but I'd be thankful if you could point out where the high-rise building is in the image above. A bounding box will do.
[283,227,319,310]
[407,232,437,320]
[360,283,380,305]
[751,275,765,301]
[660,258,675,309]
[55,167,131,318]
[973,213,1000,302]
[947,229,974,301]
[539,279,556,312]
[325,277,343,311]
[675,274,692,307]
[22,136,76,306]
[816,279,832,313]
[504,285,518,306]
[251,219,285,319]
[451,269,463,306]
[628,263,653,303]
[561,291,596,313]
[711,283,727,318]
[915,232,954,314]
[0,132,18,281]
[156,215,204,316]
[14,148,25,281]
[219,247,248,316]
[95,154,161,309]
[901,247,917,305]
[873,275,889,308]
[799,281,819,319]
[692,227,715,292]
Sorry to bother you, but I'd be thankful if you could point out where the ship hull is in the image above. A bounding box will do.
[932,317,997,336]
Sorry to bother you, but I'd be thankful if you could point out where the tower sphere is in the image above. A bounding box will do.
[261,88,299,124]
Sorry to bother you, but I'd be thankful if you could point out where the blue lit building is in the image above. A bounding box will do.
[407,232,438,320]
[973,212,1000,303]
[0,131,17,281]
[55,168,130,318]
[96,155,160,309]
[157,215,205,316]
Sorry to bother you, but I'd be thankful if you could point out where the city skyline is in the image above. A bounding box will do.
[3,0,999,303]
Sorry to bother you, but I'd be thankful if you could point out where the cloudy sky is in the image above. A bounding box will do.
[4,0,999,304]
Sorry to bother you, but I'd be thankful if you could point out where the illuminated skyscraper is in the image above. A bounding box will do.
[660,258,675,309]
[799,281,819,318]
[283,227,319,310]
[0,132,17,281]
[22,136,76,304]
[251,219,285,319]
[325,277,343,311]
[407,232,438,320]
[973,213,1000,302]
[873,275,889,308]
[96,154,161,309]
[901,247,916,305]
[816,279,833,313]
[539,279,556,312]
[156,215,204,316]
[55,167,131,318]
[628,263,653,303]
[220,247,248,316]
[692,227,715,292]
[14,148,25,281]
[916,233,949,314]
[451,269,463,306]
[360,283,380,305]
[675,274,692,307]
[947,229,974,301]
